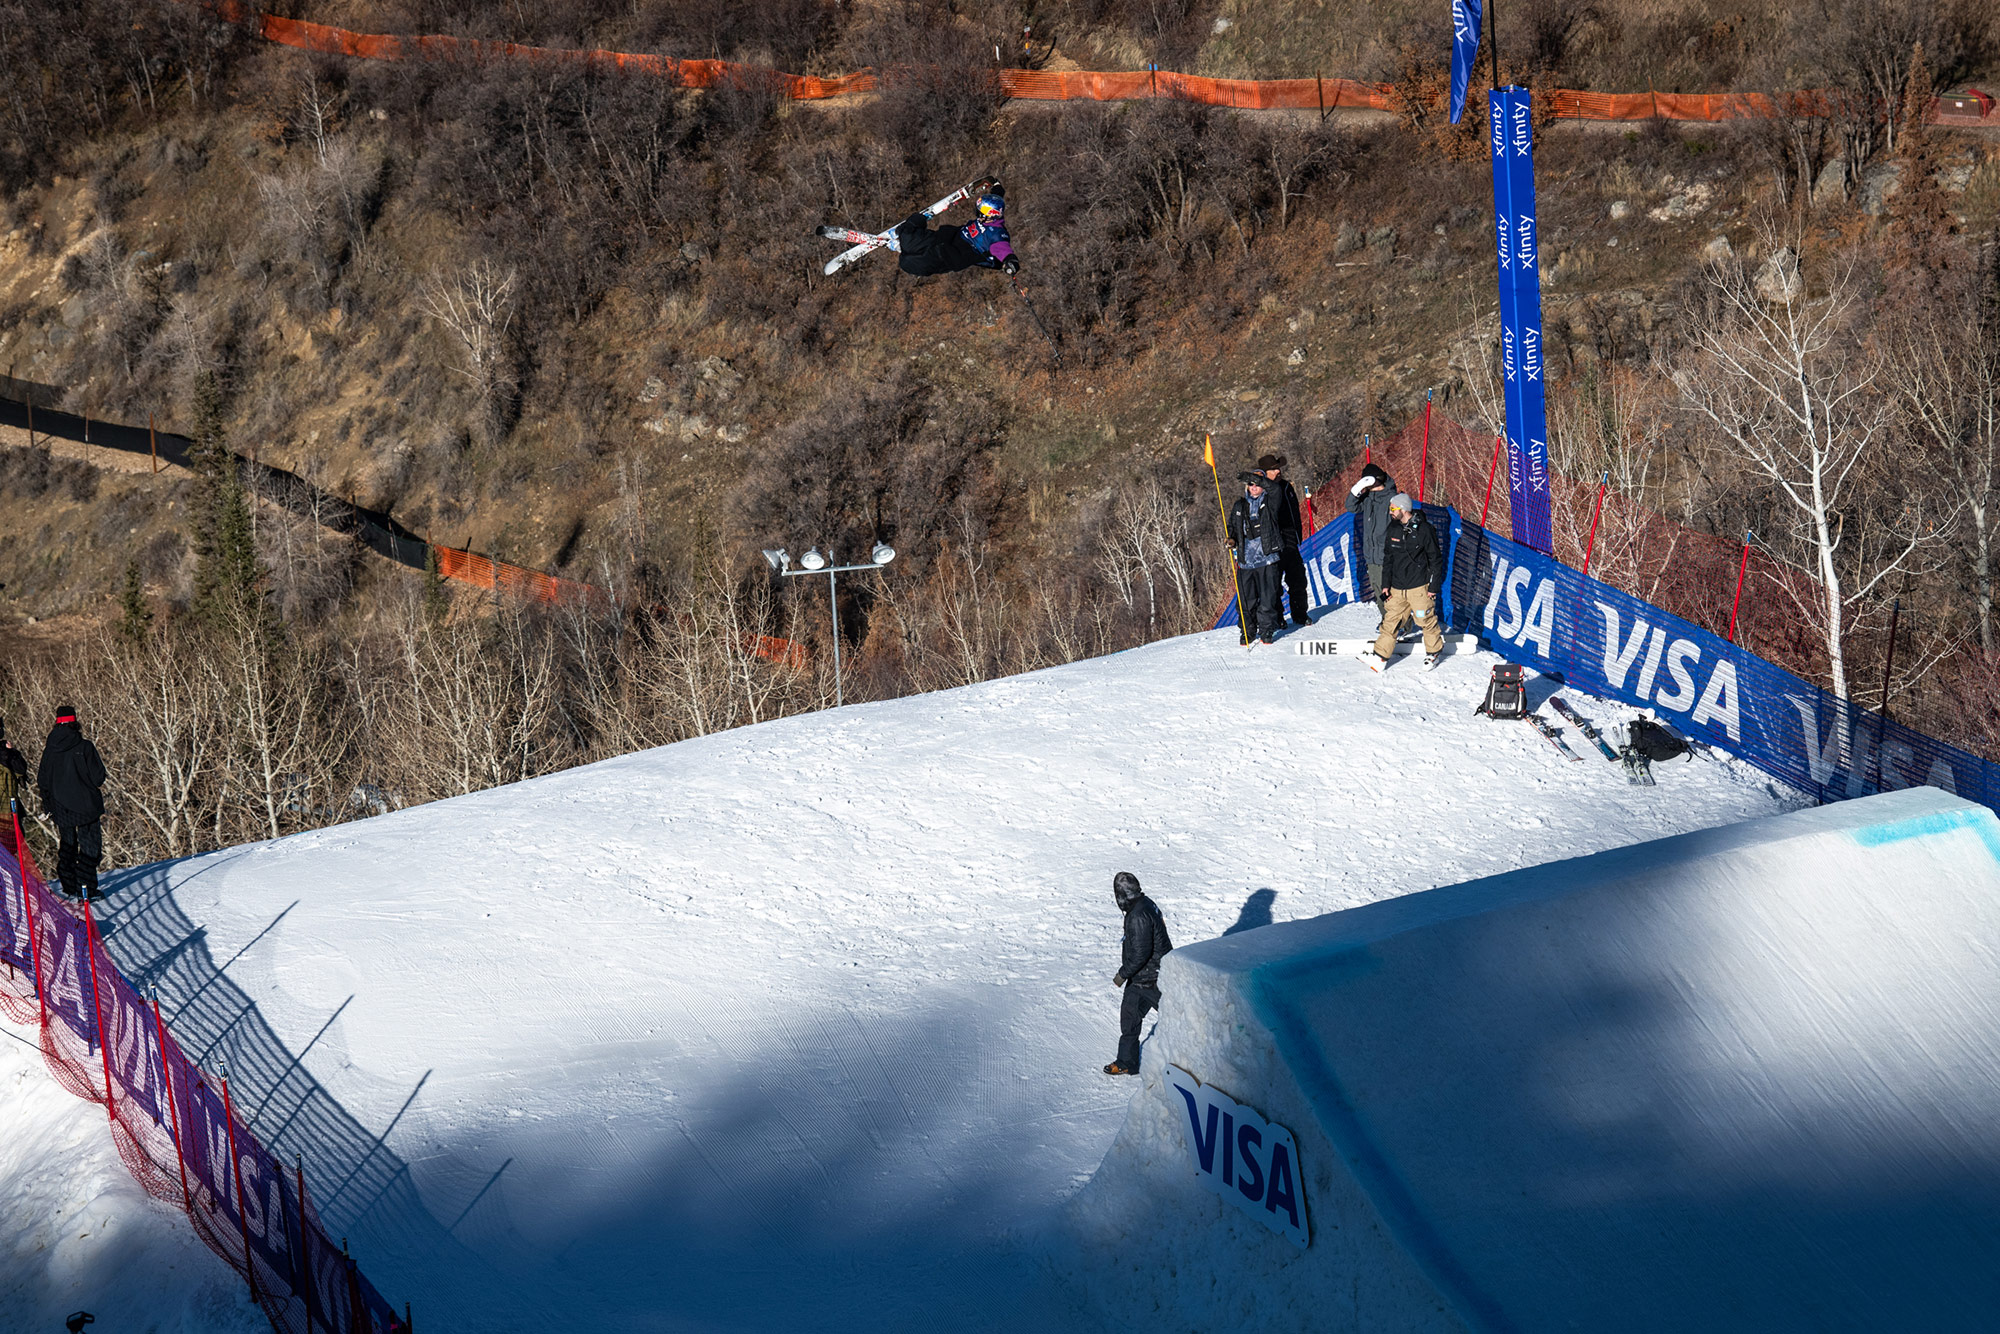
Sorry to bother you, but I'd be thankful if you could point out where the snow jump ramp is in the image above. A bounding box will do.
[1063,787,2000,1332]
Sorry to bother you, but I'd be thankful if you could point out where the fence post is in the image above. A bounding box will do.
[1878,598,1901,719]
[17,812,47,1030]
[1416,390,1433,503]
[220,1067,262,1298]
[1362,432,1370,469]
[149,414,159,473]
[1727,530,1752,642]
[152,993,193,1213]
[1580,471,1608,577]
[295,1155,320,1331]
[1479,435,1502,529]
[25,395,34,450]
[81,897,118,1113]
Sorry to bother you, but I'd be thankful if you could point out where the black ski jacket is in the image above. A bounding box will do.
[36,722,105,828]
[1346,471,1397,568]
[1117,893,1173,989]
[895,213,984,276]
[1228,491,1289,566]
[1380,511,1444,598]
[1266,478,1303,550]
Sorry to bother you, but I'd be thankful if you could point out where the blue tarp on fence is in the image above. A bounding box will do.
[1217,508,2000,814]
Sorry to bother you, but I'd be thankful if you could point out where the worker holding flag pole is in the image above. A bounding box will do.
[1205,434,1251,646]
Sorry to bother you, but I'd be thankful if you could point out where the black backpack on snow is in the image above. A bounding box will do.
[1475,664,1527,719]
[1627,716,1690,762]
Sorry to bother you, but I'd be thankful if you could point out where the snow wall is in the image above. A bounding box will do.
[1062,786,2000,1333]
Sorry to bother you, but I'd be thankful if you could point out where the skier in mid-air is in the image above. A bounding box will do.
[889,179,1019,277]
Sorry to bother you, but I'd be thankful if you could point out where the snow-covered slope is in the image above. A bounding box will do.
[1065,786,2000,1333]
[0,1017,265,1333]
[67,604,1800,1331]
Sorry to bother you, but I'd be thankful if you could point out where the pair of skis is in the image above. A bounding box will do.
[815,178,990,276]
[1549,697,1657,785]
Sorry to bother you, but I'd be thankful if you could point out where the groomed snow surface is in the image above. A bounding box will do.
[10,604,1810,1330]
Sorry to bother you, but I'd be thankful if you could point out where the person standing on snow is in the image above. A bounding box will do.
[1228,470,1286,644]
[1258,453,1312,630]
[1105,872,1172,1076]
[1346,463,1397,620]
[893,181,1020,278]
[1367,494,1446,670]
[36,704,106,900]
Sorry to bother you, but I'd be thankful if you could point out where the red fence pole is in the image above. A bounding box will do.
[82,897,118,1115]
[1362,432,1370,469]
[17,812,47,1030]
[296,1156,320,1332]
[1416,390,1433,504]
[153,993,193,1213]
[1727,530,1752,642]
[1580,471,1609,577]
[221,1069,261,1297]
[1479,435,1502,529]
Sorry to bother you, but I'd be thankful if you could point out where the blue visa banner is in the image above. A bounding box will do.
[1215,512,1360,631]
[1490,87,1553,554]
[1449,0,1483,125]
[1444,515,2000,809]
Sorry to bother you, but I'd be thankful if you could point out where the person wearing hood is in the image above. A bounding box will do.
[1259,452,1312,630]
[1105,871,1173,1076]
[36,704,106,900]
[1367,493,1447,670]
[1346,463,1397,618]
[1227,469,1286,644]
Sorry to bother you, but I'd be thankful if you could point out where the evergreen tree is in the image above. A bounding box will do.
[186,369,269,632]
[118,559,151,644]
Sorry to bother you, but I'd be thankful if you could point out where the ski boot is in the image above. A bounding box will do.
[1103,1061,1137,1076]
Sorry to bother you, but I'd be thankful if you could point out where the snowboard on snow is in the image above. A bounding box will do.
[816,177,992,276]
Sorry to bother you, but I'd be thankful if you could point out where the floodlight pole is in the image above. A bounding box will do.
[776,555,893,708]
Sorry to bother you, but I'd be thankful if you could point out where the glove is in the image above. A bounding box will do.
[1001,257,1020,276]
[1350,477,1371,496]
[1112,975,1125,988]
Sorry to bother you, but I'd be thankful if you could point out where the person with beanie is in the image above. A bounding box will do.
[1227,469,1287,644]
[1259,452,1312,629]
[1367,494,1446,670]
[1346,463,1398,618]
[36,704,106,900]
[1105,871,1173,1076]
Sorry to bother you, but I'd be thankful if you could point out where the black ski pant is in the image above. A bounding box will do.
[57,821,101,899]
[895,214,983,276]
[1239,563,1284,641]
[1277,547,1312,627]
[1117,980,1160,1071]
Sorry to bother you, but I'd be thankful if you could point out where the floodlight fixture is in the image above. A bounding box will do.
[762,548,790,571]
[800,548,827,571]
[871,543,896,566]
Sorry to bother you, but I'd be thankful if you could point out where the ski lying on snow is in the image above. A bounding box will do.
[1525,713,1584,761]
[818,179,982,276]
[1617,738,1658,786]
[1548,696,1620,761]
[1305,634,1467,656]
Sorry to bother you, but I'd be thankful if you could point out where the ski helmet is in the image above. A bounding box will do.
[976,193,1005,218]
[1113,871,1143,909]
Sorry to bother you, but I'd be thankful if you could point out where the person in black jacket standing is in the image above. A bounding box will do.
[36,705,107,900]
[1227,471,1286,644]
[1105,871,1173,1076]
[0,716,27,862]
[1259,453,1312,629]
[1366,494,1446,670]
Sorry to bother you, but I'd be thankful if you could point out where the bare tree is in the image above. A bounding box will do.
[1672,220,1955,698]
[418,257,519,412]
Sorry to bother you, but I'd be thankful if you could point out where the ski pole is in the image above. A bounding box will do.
[1206,434,1249,645]
[1010,278,1062,366]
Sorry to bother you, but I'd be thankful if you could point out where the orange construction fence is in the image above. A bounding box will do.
[200,0,2000,124]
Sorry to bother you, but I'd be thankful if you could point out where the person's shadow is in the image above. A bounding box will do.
[1223,888,1277,936]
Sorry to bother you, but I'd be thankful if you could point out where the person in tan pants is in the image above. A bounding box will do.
[1367,494,1446,670]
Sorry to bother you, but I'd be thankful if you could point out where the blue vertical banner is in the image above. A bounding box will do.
[1489,86,1553,554]
[1449,0,1483,124]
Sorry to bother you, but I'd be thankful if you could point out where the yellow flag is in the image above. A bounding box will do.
[1203,433,1214,467]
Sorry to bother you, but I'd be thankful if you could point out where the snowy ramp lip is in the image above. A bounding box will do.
[1069,788,2000,1334]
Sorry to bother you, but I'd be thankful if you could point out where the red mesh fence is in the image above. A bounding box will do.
[0,814,407,1334]
[194,0,2000,126]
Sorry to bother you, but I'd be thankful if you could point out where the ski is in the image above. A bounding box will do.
[1303,634,1467,657]
[819,178,988,276]
[1525,713,1584,761]
[1548,697,1620,761]
[1618,742,1657,786]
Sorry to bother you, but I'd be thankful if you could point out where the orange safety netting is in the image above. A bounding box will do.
[201,0,2000,124]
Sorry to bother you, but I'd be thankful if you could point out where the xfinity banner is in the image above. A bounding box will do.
[1446,518,1998,809]
[1449,0,1483,125]
[1167,1065,1310,1249]
[1489,87,1553,554]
